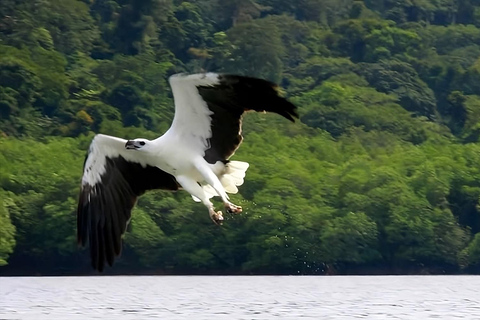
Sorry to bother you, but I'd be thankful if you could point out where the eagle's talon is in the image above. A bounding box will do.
[210,210,224,225]
[226,203,242,214]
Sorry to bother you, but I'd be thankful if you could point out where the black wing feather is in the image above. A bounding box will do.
[77,156,179,272]
[197,74,298,164]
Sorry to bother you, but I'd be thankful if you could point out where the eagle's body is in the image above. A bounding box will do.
[77,73,298,271]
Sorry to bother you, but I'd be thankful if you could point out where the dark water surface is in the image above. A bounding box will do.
[1,275,479,319]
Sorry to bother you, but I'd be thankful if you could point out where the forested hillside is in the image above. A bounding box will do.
[2,0,480,275]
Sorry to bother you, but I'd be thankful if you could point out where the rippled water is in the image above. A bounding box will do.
[1,275,479,319]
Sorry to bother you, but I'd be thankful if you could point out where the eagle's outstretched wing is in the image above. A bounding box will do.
[77,134,179,271]
[166,73,298,164]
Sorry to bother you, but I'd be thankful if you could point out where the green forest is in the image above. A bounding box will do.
[2,0,480,275]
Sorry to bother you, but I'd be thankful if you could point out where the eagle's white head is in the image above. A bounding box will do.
[125,139,150,151]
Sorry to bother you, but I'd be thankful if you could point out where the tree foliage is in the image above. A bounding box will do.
[2,0,480,275]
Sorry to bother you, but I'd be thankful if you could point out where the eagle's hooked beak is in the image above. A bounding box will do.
[125,140,137,150]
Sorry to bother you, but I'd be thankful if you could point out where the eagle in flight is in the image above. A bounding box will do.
[77,73,298,271]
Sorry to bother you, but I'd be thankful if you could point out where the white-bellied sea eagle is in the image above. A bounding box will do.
[77,73,298,271]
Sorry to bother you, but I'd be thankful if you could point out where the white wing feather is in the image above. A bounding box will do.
[82,134,150,186]
[164,73,220,154]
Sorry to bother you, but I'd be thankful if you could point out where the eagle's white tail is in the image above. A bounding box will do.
[191,161,249,202]
[221,161,249,193]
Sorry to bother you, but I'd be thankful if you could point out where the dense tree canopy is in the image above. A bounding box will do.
[2,0,480,275]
